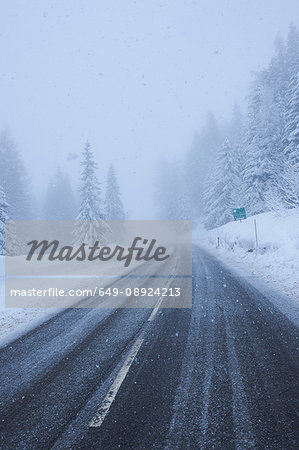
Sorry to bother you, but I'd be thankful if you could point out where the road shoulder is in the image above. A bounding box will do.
[195,244,299,328]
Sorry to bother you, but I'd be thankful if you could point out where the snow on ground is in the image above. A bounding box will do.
[0,256,52,342]
[0,255,143,344]
[194,208,299,300]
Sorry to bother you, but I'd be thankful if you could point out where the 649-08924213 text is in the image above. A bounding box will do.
[9,286,182,298]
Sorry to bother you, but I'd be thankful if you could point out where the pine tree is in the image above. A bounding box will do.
[265,27,299,156]
[74,142,108,244]
[284,72,299,167]
[266,160,299,210]
[278,71,299,209]
[44,169,77,220]
[285,24,299,83]
[0,184,21,256]
[0,128,32,219]
[0,185,8,255]
[242,83,283,215]
[228,104,245,208]
[105,165,125,220]
[204,139,238,229]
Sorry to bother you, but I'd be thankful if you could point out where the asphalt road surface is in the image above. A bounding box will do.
[0,246,298,449]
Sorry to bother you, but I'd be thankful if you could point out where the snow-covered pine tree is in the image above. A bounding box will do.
[227,104,245,208]
[275,71,299,209]
[285,24,299,85]
[284,72,299,167]
[74,142,108,244]
[0,184,22,256]
[0,128,32,220]
[44,169,77,220]
[267,35,288,122]
[242,82,283,215]
[266,160,299,211]
[273,25,299,154]
[245,72,266,145]
[204,139,238,229]
[105,164,125,220]
[0,185,8,255]
[203,174,218,230]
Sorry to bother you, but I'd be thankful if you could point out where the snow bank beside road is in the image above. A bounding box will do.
[0,255,142,343]
[194,208,299,299]
[0,256,61,342]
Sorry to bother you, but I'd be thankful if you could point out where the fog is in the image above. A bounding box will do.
[1,0,299,218]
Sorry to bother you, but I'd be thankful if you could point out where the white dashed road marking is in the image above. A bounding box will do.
[89,338,144,428]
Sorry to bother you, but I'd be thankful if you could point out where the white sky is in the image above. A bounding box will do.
[1,0,299,218]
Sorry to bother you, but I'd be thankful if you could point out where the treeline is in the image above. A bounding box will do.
[0,136,125,254]
[156,25,299,229]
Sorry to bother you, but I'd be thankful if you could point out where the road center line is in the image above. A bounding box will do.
[89,338,144,428]
[148,273,173,321]
[148,294,165,321]
[148,257,178,322]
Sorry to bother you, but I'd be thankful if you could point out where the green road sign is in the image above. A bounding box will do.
[233,207,246,221]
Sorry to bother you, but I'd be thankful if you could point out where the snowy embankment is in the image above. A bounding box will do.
[0,254,145,344]
[0,256,50,341]
[194,208,299,300]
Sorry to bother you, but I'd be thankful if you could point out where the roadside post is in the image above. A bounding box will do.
[254,218,258,255]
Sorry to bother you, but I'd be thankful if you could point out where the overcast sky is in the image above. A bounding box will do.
[1,0,299,218]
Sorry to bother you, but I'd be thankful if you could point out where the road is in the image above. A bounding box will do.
[0,246,298,449]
